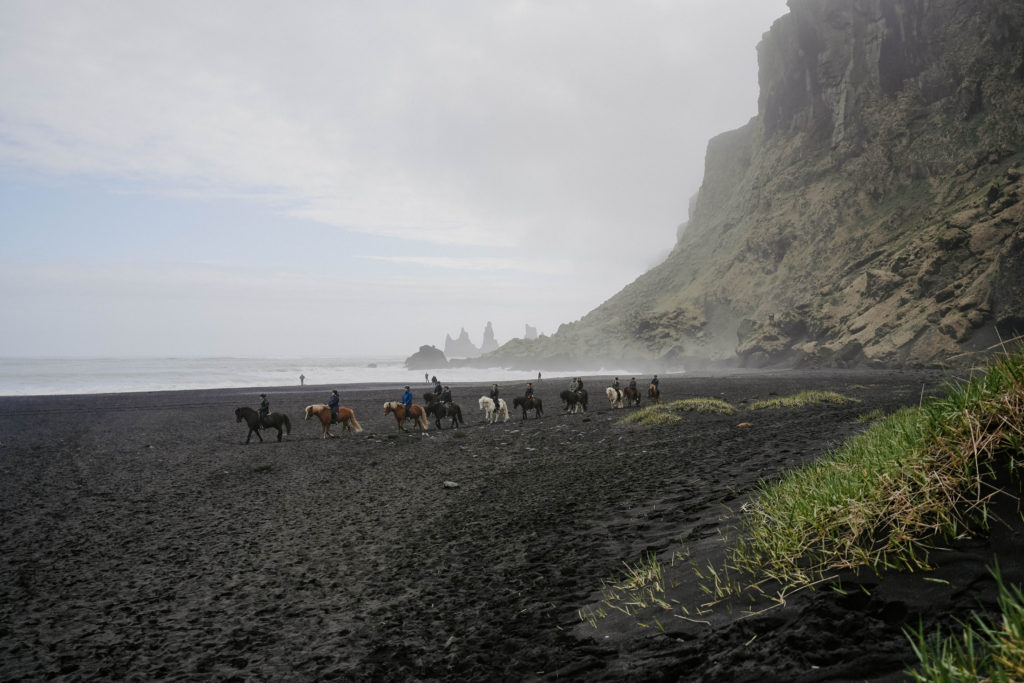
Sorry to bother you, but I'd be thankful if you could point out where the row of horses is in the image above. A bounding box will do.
[234,384,660,443]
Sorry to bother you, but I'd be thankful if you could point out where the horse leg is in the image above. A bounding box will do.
[276,427,283,442]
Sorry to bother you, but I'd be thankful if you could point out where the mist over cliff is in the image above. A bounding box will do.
[493,0,1024,370]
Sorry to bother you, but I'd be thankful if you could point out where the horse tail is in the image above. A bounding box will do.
[350,413,363,432]
[456,406,464,426]
[283,415,291,435]
[417,409,429,430]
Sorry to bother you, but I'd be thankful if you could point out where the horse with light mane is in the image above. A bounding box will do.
[304,404,363,439]
[383,401,429,432]
[605,387,623,409]
[478,396,509,423]
[648,384,661,404]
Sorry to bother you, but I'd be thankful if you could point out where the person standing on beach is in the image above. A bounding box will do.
[524,382,534,400]
[300,374,305,386]
[328,390,340,423]
[425,372,430,383]
[401,386,413,414]
[258,393,269,429]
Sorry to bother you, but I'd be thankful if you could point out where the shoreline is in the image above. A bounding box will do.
[5,367,1008,681]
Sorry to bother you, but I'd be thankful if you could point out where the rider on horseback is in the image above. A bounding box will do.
[524,382,534,400]
[258,393,269,429]
[401,386,413,414]
[440,386,452,405]
[490,383,500,405]
[612,377,621,403]
[328,390,340,423]
[629,377,638,404]
[569,377,579,393]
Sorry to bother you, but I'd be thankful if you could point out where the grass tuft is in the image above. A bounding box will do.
[748,390,859,411]
[731,346,1024,589]
[620,398,736,426]
[908,561,1024,681]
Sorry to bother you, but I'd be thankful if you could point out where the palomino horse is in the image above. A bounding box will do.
[383,402,429,432]
[648,384,661,404]
[512,396,543,420]
[304,404,363,439]
[235,406,291,444]
[425,401,464,429]
[605,387,623,409]
[623,386,641,407]
[478,396,509,423]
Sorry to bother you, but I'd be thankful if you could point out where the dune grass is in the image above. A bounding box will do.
[747,390,859,411]
[908,562,1024,682]
[619,398,736,426]
[731,347,1024,590]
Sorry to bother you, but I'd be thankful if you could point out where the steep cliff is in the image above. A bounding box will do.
[496,0,1024,369]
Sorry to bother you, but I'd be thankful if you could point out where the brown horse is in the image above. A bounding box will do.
[623,386,641,407]
[648,384,661,404]
[512,396,544,420]
[384,402,429,431]
[304,404,363,439]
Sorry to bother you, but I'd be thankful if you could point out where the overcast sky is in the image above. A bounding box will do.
[0,0,789,358]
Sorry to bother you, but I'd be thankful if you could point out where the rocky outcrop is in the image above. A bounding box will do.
[480,322,499,354]
[444,328,480,359]
[493,0,1024,369]
[404,345,448,370]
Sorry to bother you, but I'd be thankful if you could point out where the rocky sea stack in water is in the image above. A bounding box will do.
[494,0,1024,370]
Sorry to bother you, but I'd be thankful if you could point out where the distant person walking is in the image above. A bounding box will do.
[425,372,430,383]
[300,374,305,386]
[258,393,270,429]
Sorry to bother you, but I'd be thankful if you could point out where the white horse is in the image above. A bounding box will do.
[478,396,509,423]
[605,387,623,409]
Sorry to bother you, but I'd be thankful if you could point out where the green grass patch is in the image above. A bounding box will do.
[908,562,1024,681]
[732,347,1024,589]
[619,398,736,426]
[855,408,886,423]
[748,390,859,410]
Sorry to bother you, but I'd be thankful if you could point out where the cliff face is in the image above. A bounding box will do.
[497,0,1024,369]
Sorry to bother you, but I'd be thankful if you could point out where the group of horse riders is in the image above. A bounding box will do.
[250,373,661,431]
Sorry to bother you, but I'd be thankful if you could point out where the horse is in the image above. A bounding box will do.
[425,401,464,429]
[235,407,291,444]
[304,404,363,439]
[512,396,544,420]
[478,396,509,423]
[384,401,429,432]
[623,386,641,407]
[648,384,661,405]
[605,387,623,409]
[559,389,587,414]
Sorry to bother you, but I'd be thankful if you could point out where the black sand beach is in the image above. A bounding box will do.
[2,369,1022,681]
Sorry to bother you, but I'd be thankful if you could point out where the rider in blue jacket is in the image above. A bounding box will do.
[401,386,413,412]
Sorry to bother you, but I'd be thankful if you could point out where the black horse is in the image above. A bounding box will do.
[559,389,588,413]
[512,396,544,420]
[425,401,464,429]
[235,406,291,444]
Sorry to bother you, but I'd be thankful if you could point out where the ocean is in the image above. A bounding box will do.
[0,357,635,396]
